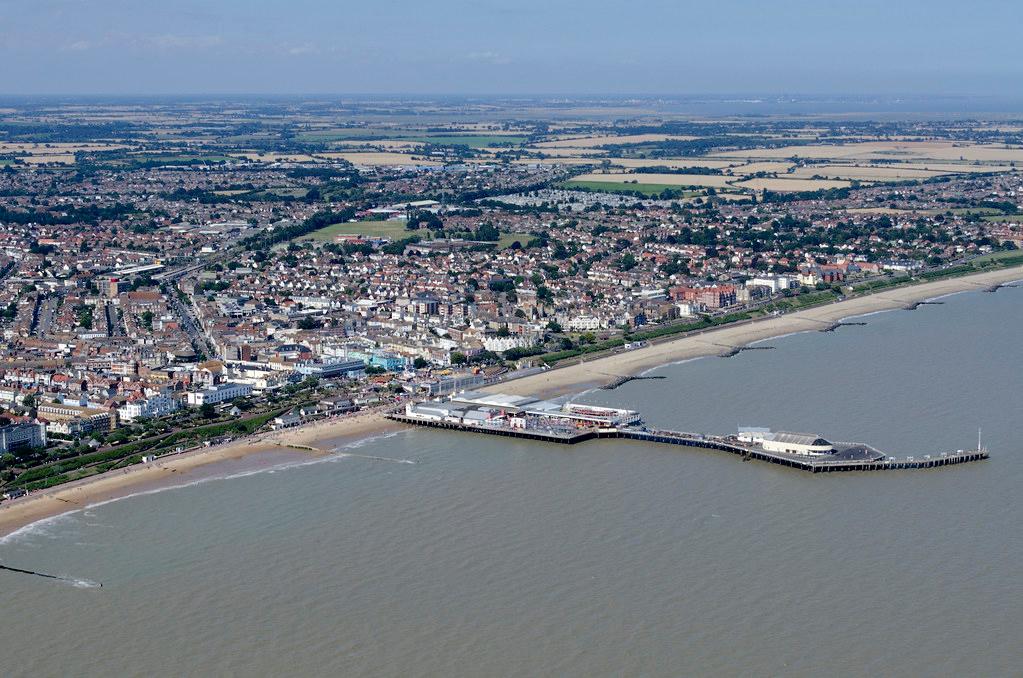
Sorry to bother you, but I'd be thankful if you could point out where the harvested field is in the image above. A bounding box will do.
[724,161,796,175]
[534,134,698,149]
[232,152,319,163]
[612,157,736,169]
[788,165,946,181]
[325,152,441,167]
[734,177,851,192]
[712,141,1023,163]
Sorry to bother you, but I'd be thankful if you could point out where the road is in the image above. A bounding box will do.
[168,284,218,359]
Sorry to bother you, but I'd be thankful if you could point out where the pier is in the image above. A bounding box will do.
[386,413,989,474]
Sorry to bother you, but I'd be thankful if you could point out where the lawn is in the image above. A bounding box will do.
[560,180,703,197]
[497,232,533,249]
[304,220,530,249]
[303,220,412,241]
[981,214,1023,222]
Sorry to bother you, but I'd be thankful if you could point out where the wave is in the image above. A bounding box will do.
[1,432,419,549]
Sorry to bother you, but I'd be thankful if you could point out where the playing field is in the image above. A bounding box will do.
[303,220,411,241]
[560,180,704,197]
[570,172,735,188]
[304,220,530,249]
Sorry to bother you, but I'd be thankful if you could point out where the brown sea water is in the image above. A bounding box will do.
[1,286,1021,677]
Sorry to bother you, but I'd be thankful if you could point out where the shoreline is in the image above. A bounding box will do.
[2,264,1021,540]
[0,408,403,542]
[487,265,1023,399]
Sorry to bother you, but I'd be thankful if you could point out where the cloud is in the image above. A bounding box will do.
[466,50,511,65]
[139,34,223,50]
[284,43,319,56]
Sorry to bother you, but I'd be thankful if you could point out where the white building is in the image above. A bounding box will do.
[118,393,180,422]
[739,427,833,456]
[482,334,539,353]
[746,275,792,293]
[186,382,253,406]
[0,421,47,453]
[559,315,606,331]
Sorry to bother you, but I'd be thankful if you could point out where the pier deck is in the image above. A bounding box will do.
[386,414,988,473]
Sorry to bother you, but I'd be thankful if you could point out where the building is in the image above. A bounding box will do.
[738,427,834,456]
[295,359,366,379]
[38,403,115,435]
[186,382,253,406]
[0,421,46,454]
[118,393,180,422]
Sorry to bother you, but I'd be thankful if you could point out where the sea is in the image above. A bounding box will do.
[1,285,1021,677]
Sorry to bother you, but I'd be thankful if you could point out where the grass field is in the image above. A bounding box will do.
[498,232,533,248]
[327,152,442,167]
[303,220,411,241]
[304,221,530,249]
[570,172,734,188]
[299,130,525,148]
[560,180,704,197]
[982,214,1023,222]
[404,135,526,148]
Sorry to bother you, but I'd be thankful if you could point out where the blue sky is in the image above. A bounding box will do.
[0,0,1019,95]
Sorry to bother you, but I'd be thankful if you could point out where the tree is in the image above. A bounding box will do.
[199,403,216,418]
[450,352,467,365]
[413,357,429,369]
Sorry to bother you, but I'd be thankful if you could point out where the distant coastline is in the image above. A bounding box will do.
[2,263,1022,541]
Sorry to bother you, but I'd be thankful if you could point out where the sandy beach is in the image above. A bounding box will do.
[0,407,403,541]
[488,264,1023,398]
[2,264,1021,539]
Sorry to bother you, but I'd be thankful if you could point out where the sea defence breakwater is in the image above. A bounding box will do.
[388,392,988,474]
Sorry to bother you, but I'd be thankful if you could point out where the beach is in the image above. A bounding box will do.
[489,265,1023,398]
[2,263,1021,539]
[0,407,403,540]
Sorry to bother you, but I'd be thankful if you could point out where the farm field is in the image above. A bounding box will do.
[734,177,852,191]
[711,140,1023,163]
[724,161,796,175]
[232,152,319,163]
[533,134,697,148]
[787,165,946,181]
[612,157,735,169]
[326,152,442,167]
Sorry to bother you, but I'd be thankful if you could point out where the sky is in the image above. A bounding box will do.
[0,0,1020,96]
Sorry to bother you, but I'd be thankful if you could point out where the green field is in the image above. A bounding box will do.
[497,232,533,248]
[304,220,411,241]
[304,220,530,249]
[404,135,526,148]
[982,214,1023,222]
[297,130,526,148]
[560,180,704,197]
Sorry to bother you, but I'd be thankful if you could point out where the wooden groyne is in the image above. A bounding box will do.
[386,414,988,474]
[820,321,868,332]
[601,375,666,390]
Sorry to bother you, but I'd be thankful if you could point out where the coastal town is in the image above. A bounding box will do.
[2,98,1023,497]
